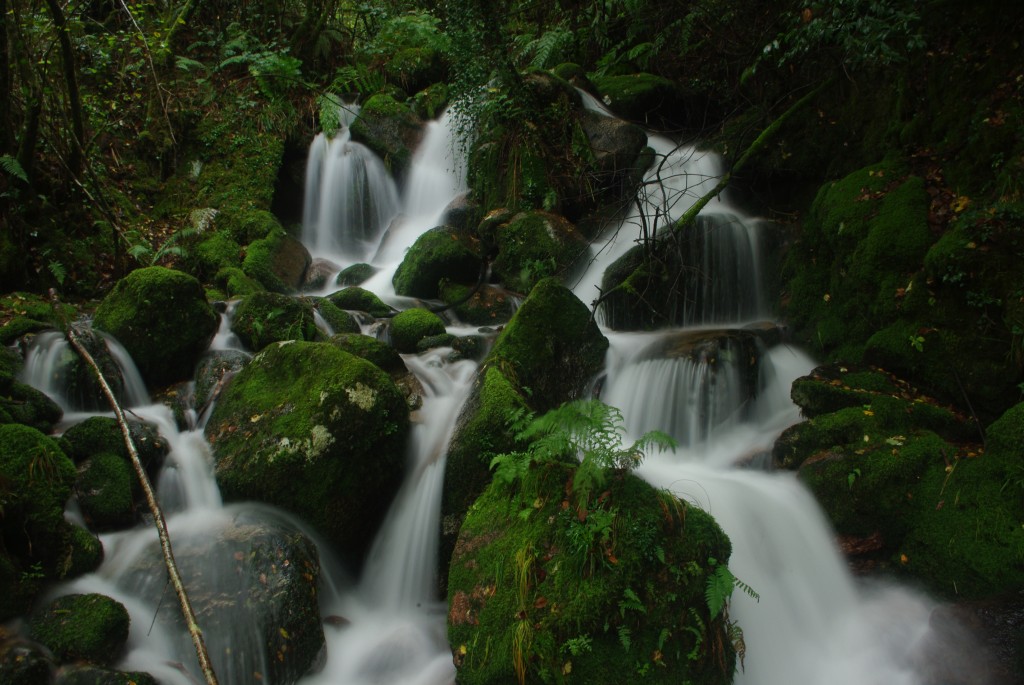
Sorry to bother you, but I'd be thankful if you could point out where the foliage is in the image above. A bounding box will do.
[761,0,926,71]
[491,399,676,509]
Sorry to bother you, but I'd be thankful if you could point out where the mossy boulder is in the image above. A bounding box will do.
[118,512,323,685]
[392,225,481,299]
[350,93,423,178]
[0,316,51,346]
[487,278,608,413]
[578,111,650,214]
[242,228,312,294]
[193,349,250,412]
[389,308,447,353]
[29,593,130,666]
[335,263,378,287]
[448,466,735,685]
[327,286,396,318]
[0,373,62,433]
[74,452,136,531]
[230,292,320,352]
[204,341,409,561]
[329,333,405,374]
[214,266,265,298]
[217,206,284,246]
[312,297,361,335]
[490,212,588,295]
[92,266,218,388]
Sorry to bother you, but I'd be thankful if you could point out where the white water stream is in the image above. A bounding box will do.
[14,101,964,685]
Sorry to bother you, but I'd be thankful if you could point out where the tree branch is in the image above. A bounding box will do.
[50,291,220,685]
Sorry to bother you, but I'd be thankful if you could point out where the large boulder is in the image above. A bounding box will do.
[327,286,396,318]
[204,341,409,562]
[448,462,736,685]
[28,593,130,666]
[92,267,218,388]
[118,510,324,685]
[388,308,446,353]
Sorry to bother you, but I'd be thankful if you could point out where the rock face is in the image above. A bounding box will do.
[489,211,588,294]
[448,468,736,685]
[92,266,218,388]
[392,225,481,299]
[230,291,319,351]
[118,511,324,685]
[242,228,312,294]
[350,93,423,178]
[204,340,410,563]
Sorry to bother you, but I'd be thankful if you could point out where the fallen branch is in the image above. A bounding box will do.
[50,291,219,685]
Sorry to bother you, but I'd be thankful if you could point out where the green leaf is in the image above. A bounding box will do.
[0,155,28,183]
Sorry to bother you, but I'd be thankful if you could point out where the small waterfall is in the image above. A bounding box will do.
[301,346,476,685]
[303,108,468,301]
[20,327,150,412]
[302,127,402,264]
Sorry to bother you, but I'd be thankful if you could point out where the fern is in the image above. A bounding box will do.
[617,625,632,652]
[705,558,759,620]
[618,587,647,617]
[1,154,28,183]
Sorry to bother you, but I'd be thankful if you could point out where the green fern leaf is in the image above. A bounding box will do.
[1,154,27,183]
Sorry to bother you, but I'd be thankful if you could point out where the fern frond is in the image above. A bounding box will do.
[0,154,27,183]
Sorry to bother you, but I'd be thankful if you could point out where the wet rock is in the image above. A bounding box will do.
[388,308,447,353]
[28,593,130,667]
[303,257,341,291]
[242,228,312,294]
[230,291,319,352]
[392,225,481,299]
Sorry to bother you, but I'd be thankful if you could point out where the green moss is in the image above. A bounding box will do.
[389,308,446,353]
[328,333,405,374]
[448,468,734,685]
[51,665,159,685]
[60,416,168,473]
[313,298,360,335]
[217,207,284,245]
[492,211,587,294]
[75,452,136,531]
[230,292,319,352]
[392,226,481,298]
[488,278,608,413]
[29,593,130,666]
[0,424,77,537]
[0,376,63,433]
[215,266,265,298]
[205,341,409,559]
[0,317,51,346]
[0,292,75,327]
[327,287,395,318]
[335,263,378,287]
[190,231,242,280]
[61,523,104,579]
[242,228,310,294]
[92,266,218,388]
[589,72,686,125]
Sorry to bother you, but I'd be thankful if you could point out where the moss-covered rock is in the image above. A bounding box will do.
[242,228,312,294]
[0,374,62,433]
[205,341,409,561]
[61,415,168,473]
[74,452,136,531]
[214,266,265,298]
[335,263,378,287]
[329,333,405,374]
[448,466,735,685]
[0,317,51,346]
[389,308,447,353]
[392,225,481,299]
[230,291,319,352]
[312,297,360,335]
[92,267,218,388]
[590,72,699,129]
[0,423,77,618]
[216,207,284,246]
[490,211,588,294]
[29,593,130,666]
[327,286,396,318]
[350,93,422,178]
[487,278,608,413]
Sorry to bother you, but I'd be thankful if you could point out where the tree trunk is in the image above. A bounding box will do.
[43,0,85,176]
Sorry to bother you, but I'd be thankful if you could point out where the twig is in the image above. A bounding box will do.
[50,291,219,685]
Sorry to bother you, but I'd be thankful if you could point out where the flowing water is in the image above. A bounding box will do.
[15,102,969,685]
